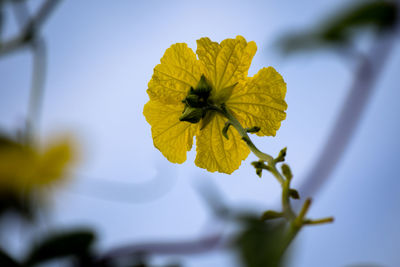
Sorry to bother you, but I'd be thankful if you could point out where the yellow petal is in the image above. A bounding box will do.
[227,67,287,136]
[196,36,257,103]
[0,137,75,191]
[143,100,196,163]
[34,139,75,186]
[147,43,203,104]
[195,113,250,174]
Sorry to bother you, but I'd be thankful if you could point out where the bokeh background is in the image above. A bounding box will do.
[1,0,399,266]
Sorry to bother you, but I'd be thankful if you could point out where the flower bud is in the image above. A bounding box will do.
[195,75,212,96]
[179,107,204,123]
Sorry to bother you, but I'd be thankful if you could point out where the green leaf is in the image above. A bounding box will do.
[279,1,398,54]
[236,216,288,267]
[24,229,96,266]
[0,193,35,221]
[0,2,4,45]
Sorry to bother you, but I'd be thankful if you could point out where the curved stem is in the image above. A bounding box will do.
[216,105,294,217]
[298,31,398,201]
[215,104,333,258]
[217,105,273,161]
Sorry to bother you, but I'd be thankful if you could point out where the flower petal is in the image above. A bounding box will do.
[0,137,74,191]
[35,138,75,186]
[196,36,257,103]
[143,100,196,163]
[195,113,250,174]
[227,67,287,136]
[147,43,203,104]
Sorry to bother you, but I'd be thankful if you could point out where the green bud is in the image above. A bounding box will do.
[183,75,213,110]
[194,75,212,96]
[179,107,204,123]
[184,94,201,108]
[289,189,300,199]
[275,147,287,163]
[222,122,232,140]
[246,126,261,133]
[281,164,293,180]
[251,160,271,174]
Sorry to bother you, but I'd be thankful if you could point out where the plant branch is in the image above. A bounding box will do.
[298,28,399,201]
[96,234,224,265]
[0,0,61,57]
[216,104,332,259]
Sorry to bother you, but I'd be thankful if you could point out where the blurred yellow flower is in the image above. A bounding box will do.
[0,135,75,193]
[144,36,287,174]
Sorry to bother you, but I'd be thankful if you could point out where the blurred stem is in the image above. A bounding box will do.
[217,104,294,213]
[281,179,295,220]
[5,0,61,141]
[217,104,333,258]
[26,38,46,141]
[0,0,61,57]
[298,29,399,201]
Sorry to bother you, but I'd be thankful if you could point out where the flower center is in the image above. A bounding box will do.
[179,75,213,123]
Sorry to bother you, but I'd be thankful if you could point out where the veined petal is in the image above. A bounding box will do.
[143,100,196,163]
[227,67,287,136]
[196,36,257,103]
[195,113,250,174]
[147,43,203,104]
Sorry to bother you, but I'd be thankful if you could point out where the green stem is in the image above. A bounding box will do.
[217,105,285,184]
[282,179,296,220]
[304,217,334,225]
[216,105,293,217]
[213,104,332,259]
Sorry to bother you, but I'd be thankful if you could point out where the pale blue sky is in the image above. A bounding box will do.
[1,1,400,266]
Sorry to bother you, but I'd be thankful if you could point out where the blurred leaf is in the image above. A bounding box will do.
[323,1,397,37]
[0,134,19,149]
[280,0,398,54]
[0,135,34,220]
[236,215,288,267]
[24,229,96,266]
[0,192,34,220]
[0,249,20,267]
[0,1,3,42]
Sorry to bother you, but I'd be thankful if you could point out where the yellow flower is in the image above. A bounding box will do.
[144,36,287,174]
[0,135,75,193]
